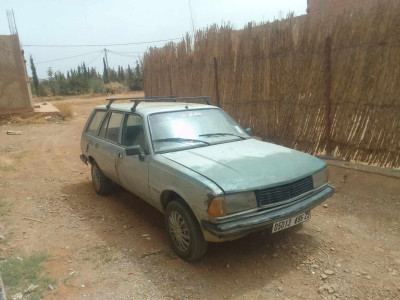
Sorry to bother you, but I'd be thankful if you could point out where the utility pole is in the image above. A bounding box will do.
[103,48,110,75]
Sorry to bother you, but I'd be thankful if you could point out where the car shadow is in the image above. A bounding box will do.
[61,181,323,299]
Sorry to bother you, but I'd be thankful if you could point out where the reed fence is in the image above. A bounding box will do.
[143,0,400,168]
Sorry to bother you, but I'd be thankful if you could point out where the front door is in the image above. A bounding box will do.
[116,113,150,201]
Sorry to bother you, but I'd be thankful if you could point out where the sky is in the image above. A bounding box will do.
[0,0,307,78]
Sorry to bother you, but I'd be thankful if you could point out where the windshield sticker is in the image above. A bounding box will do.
[235,126,244,134]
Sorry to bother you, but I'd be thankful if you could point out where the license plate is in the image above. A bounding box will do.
[272,211,311,233]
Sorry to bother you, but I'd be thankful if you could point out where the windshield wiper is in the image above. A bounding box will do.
[153,137,211,145]
[199,133,246,140]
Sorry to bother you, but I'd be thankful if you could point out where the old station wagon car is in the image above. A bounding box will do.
[80,96,334,261]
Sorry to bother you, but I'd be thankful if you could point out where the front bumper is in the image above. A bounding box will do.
[201,185,334,240]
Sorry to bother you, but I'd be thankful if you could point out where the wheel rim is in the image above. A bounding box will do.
[92,165,101,191]
[168,211,190,252]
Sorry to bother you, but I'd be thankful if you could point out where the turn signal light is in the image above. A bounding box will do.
[208,197,227,217]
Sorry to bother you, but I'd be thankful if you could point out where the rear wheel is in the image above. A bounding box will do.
[165,200,207,261]
[91,163,112,195]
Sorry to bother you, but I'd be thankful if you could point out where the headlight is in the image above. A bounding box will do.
[208,192,258,217]
[313,167,327,189]
[225,192,257,214]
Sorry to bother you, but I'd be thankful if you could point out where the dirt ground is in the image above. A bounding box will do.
[0,94,399,300]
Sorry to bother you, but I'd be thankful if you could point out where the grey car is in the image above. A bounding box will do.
[80,96,334,261]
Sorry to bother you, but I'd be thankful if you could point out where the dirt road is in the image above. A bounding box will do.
[0,95,399,299]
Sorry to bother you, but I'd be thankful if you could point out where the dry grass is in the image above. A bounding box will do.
[54,102,74,118]
[0,253,54,299]
[143,0,400,168]
[0,113,60,125]
[0,163,15,172]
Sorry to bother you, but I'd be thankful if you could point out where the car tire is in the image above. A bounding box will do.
[91,163,112,195]
[165,200,208,261]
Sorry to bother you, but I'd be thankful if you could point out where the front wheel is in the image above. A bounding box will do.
[165,200,207,261]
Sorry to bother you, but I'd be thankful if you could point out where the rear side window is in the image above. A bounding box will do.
[105,112,123,143]
[98,112,111,139]
[86,110,106,136]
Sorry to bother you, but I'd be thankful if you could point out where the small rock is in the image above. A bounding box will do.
[324,269,335,275]
[330,247,335,252]
[323,204,328,208]
[335,263,342,268]
[277,286,284,292]
[328,287,335,294]
[226,264,230,268]
[48,284,55,291]
[12,293,23,300]
[272,253,278,258]
[0,235,5,240]
[24,284,38,294]
[366,275,371,280]
[311,264,319,269]
[321,274,328,280]
[234,279,239,284]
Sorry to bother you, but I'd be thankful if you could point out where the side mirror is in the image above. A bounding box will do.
[245,127,252,135]
[125,145,141,156]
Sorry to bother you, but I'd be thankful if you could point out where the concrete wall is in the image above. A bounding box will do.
[307,0,378,17]
[0,34,33,114]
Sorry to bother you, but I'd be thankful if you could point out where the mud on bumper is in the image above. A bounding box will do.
[201,185,334,240]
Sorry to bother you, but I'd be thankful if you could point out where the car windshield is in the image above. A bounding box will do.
[149,108,249,153]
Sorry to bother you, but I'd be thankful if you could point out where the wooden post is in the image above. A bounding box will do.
[168,64,173,96]
[213,57,220,107]
[324,36,332,155]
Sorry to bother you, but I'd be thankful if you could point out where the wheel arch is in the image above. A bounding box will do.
[160,189,188,212]
[88,155,95,165]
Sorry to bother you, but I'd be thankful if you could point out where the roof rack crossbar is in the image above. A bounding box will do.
[105,97,135,109]
[106,96,211,111]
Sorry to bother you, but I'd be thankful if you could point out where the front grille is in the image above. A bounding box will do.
[255,176,313,207]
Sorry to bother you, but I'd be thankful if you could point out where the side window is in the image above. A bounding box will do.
[105,112,123,143]
[122,114,146,148]
[86,110,106,136]
[98,112,111,139]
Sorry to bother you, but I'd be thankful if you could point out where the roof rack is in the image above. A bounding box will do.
[105,96,211,111]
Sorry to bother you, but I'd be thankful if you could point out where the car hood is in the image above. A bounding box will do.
[161,139,326,193]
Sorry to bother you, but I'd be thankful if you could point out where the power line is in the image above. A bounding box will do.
[27,50,102,65]
[109,50,145,54]
[86,52,104,66]
[108,51,141,58]
[22,37,182,48]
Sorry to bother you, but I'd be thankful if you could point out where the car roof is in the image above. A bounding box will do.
[95,101,219,116]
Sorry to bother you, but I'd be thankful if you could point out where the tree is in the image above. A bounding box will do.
[29,55,39,95]
[47,67,55,95]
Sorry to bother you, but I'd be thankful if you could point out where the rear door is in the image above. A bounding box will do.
[94,111,124,183]
[115,113,150,201]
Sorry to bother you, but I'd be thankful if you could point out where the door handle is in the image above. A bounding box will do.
[95,143,99,148]
[118,153,123,159]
